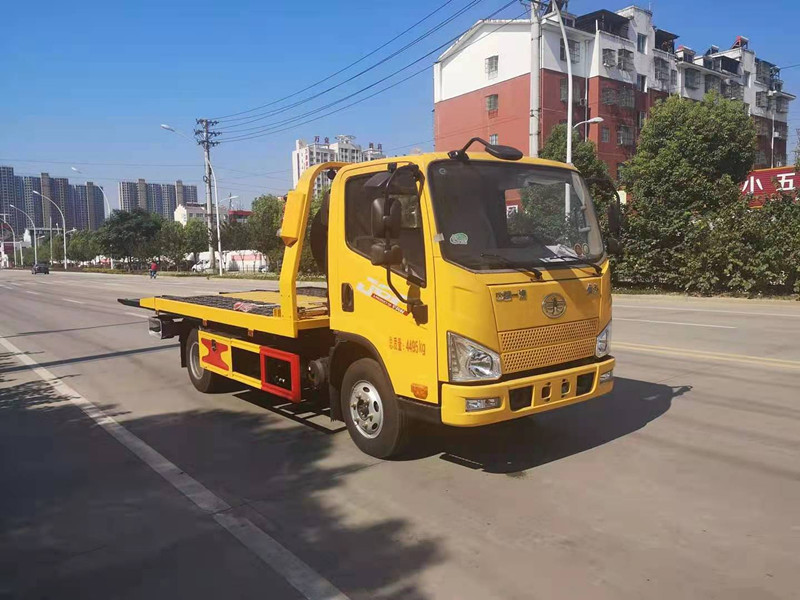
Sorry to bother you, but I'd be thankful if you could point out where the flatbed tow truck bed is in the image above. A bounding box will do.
[120,286,330,337]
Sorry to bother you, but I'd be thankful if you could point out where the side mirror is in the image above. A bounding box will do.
[370,241,404,266]
[606,237,623,256]
[371,197,402,239]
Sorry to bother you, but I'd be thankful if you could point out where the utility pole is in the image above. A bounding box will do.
[529,1,542,157]
[195,118,220,271]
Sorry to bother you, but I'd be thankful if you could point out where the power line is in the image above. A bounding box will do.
[211,0,458,121]
[220,5,523,144]
[215,0,488,129]
[0,158,201,167]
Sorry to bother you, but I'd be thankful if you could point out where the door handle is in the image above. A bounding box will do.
[341,283,354,312]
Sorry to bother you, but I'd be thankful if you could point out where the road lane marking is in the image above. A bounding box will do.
[64,299,86,304]
[25,290,41,296]
[615,341,800,370]
[615,317,736,329]
[125,311,150,319]
[615,304,800,319]
[0,333,349,600]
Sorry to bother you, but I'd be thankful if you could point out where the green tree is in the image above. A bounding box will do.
[51,234,65,264]
[68,230,99,263]
[616,92,757,291]
[249,194,285,269]
[158,221,187,270]
[539,123,616,242]
[96,208,162,269]
[220,221,252,252]
[184,219,209,258]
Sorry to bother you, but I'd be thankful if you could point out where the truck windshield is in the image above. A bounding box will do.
[428,160,604,272]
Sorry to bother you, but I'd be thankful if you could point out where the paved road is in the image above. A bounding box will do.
[1,270,798,599]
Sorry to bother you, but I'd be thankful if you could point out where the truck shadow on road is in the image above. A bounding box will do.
[0,351,440,600]
[410,377,691,475]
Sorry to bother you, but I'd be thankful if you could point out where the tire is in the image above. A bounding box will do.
[185,328,226,393]
[340,358,409,459]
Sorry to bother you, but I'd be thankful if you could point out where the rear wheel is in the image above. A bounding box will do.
[185,328,225,393]
[340,358,409,459]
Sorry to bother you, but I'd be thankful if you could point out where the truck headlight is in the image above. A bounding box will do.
[596,321,611,358]
[447,332,501,382]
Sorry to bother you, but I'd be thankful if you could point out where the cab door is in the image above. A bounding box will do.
[329,163,438,406]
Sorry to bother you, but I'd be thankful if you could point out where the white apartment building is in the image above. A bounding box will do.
[291,135,385,195]
[433,4,795,174]
[174,202,228,227]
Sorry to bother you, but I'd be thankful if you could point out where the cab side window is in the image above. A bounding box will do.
[344,173,426,281]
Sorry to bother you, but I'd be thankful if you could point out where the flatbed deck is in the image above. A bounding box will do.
[125,286,330,337]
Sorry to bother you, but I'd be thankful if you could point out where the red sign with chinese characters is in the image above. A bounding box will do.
[741,167,798,207]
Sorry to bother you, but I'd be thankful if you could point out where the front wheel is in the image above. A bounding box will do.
[185,328,226,393]
[340,358,409,459]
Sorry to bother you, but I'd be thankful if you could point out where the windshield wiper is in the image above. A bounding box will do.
[550,246,602,275]
[480,253,542,280]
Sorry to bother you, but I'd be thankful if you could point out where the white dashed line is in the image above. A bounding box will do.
[25,290,41,296]
[124,311,149,319]
[64,299,86,305]
[615,317,736,329]
[615,304,800,319]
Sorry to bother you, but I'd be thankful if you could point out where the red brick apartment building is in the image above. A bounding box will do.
[433,5,794,178]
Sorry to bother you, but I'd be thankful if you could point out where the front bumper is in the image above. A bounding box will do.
[441,357,615,426]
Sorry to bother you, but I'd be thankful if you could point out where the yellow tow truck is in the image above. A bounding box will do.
[121,138,619,458]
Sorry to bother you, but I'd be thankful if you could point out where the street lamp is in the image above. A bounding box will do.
[9,204,37,265]
[0,218,19,268]
[71,167,114,269]
[767,90,778,168]
[573,116,604,129]
[161,123,221,274]
[32,190,68,270]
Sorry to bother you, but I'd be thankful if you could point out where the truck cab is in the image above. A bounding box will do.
[319,141,615,456]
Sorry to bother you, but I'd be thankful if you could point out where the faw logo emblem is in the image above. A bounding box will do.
[542,293,567,319]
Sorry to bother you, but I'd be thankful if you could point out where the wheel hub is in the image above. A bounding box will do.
[349,380,383,439]
[188,340,203,380]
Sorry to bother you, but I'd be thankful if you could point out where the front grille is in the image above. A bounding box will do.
[501,339,596,374]
[499,319,598,353]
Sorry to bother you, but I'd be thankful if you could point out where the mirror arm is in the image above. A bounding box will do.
[385,267,409,304]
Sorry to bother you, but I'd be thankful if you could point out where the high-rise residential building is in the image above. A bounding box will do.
[1,167,105,234]
[119,181,139,211]
[0,166,21,235]
[160,183,177,220]
[40,173,53,231]
[86,182,105,230]
[49,176,70,232]
[20,176,43,229]
[433,5,795,176]
[145,183,163,216]
[136,179,148,211]
[118,179,198,220]
[71,185,90,231]
[176,179,197,206]
[292,135,385,195]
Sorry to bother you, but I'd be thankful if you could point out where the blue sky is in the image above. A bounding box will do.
[2,0,797,210]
